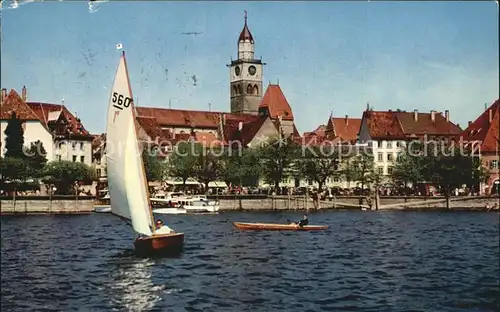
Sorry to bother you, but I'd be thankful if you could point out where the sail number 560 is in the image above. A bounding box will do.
[112,92,132,108]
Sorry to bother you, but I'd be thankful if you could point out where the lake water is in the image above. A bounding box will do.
[1,211,499,311]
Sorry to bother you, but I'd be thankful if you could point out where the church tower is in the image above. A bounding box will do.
[228,11,264,115]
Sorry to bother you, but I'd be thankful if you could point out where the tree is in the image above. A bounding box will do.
[258,135,300,192]
[193,143,223,192]
[219,147,261,187]
[24,140,48,178]
[0,157,28,181]
[296,145,340,191]
[43,161,96,195]
[391,141,425,189]
[142,149,165,181]
[4,112,25,159]
[348,151,380,191]
[166,141,198,186]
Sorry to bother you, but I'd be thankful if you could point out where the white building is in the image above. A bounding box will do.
[358,108,463,180]
[0,87,94,166]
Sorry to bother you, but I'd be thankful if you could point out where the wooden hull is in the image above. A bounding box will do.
[134,232,184,256]
[232,222,329,231]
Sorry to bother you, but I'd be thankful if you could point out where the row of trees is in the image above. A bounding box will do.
[1,113,95,195]
[150,137,383,193]
[154,136,488,195]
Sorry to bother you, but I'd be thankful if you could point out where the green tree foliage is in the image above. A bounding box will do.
[391,140,489,194]
[4,113,25,159]
[0,157,28,181]
[346,150,380,191]
[166,141,198,186]
[43,161,96,194]
[219,147,261,187]
[296,145,340,191]
[193,143,223,192]
[24,140,48,178]
[142,148,165,182]
[258,136,300,191]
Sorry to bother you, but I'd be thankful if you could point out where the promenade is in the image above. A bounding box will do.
[0,195,498,214]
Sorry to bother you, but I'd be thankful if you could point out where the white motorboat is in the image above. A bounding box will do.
[179,198,220,213]
[94,193,111,213]
[153,207,187,215]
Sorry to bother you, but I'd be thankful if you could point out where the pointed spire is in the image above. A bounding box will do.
[239,10,254,43]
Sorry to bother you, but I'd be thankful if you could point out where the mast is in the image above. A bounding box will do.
[122,51,157,234]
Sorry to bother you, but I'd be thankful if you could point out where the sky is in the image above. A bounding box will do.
[1,1,499,135]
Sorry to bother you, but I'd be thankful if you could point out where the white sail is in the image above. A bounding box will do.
[105,52,153,236]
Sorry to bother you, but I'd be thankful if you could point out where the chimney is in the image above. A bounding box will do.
[1,88,6,105]
[445,110,449,122]
[413,109,418,122]
[430,110,436,122]
[468,121,472,127]
[21,86,27,102]
[345,115,348,126]
[489,109,493,123]
[238,121,243,131]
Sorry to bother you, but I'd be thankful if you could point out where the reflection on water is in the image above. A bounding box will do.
[106,250,163,312]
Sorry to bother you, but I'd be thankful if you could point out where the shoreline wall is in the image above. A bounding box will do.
[0,195,498,214]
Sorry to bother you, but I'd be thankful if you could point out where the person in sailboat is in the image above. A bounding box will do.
[155,219,175,234]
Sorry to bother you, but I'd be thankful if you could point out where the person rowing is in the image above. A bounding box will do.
[287,214,309,227]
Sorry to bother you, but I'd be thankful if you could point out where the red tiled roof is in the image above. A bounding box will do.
[327,117,362,143]
[259,84,294,121]
[395,111,461,136]
[362,110,461,140]
[27,102,91,137]
[0,90,39,120]
[136,107,221,128]
[461,99,499,153]
[304,125,326,139]
[136,116,164,141]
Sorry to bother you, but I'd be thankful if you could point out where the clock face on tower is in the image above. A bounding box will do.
[248,65,256,76]
[235,66,241,76]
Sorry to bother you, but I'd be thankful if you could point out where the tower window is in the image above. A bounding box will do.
[253,84,258,95]
[233,86,238,95]
[237,85,243,95]
[247,84,254,95]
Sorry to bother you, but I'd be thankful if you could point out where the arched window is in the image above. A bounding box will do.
[247,84,254,94]
[237,85,243,95]
[233,86,238,95]
[253,85,259,95]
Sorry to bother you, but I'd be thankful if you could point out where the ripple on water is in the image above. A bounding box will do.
[1,211,499,312]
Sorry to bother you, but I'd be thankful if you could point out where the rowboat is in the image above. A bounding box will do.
[232,222,329,231]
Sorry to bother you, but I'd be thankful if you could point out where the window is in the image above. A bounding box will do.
[72,142,76,150]
[96,169,101,177]
[72,155,77,162]
[388,167,394,175]
[57,155,62,161]
[378,153,383,162]
[80,143,84,150]
[308,180,313,186]
[378,167,383,175]
[491,160,498,169]
[396,153,402,161]
[387,154,394,161]
[80,156,85,163]
[387,141,393,148]
[333,177,339,182]
[367,141,373,147]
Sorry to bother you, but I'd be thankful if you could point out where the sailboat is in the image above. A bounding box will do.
[105,51,184,255]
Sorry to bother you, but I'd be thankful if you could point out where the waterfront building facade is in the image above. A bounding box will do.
[461,100,499,195]
[358,107,462,180]
[0,87,93,166]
